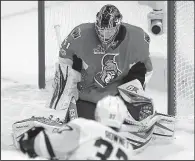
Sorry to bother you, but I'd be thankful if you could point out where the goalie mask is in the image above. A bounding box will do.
[95,4,123,45]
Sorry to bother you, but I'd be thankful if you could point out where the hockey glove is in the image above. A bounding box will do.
[72,54,82,72]
[117,80,175,152]
[122,62,147,87]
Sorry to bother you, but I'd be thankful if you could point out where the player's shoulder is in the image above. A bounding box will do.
[123,23,143,31]
[123,23,150,44]
[123,23,145,36]
[70,118,111,132]
[121,23,150,62]
[75,23,95,31]
[70,118,99,127]
[69,117,89,125]
[70,23,95,38]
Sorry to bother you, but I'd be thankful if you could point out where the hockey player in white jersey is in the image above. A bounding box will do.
[12,96,134,160]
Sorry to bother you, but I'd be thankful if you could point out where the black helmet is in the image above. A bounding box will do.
[95,4,123,45]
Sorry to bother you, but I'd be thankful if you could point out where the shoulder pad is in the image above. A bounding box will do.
[70,23,95,40]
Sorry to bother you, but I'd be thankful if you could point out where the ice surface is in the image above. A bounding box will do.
[1,79,194,160]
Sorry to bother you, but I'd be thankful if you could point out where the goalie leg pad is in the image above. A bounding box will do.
[12,113,66,151]
[48,57,81,111]
[153,113,175,139]
[49,63,68,110]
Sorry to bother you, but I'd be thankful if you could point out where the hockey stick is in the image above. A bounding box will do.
[54,25,78,121]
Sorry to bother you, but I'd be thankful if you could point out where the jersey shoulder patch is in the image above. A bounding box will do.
[71,27,81,39]
[70,23,94,40]
[144,32,150,44]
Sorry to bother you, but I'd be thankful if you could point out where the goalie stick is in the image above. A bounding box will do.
[54,25,78,121]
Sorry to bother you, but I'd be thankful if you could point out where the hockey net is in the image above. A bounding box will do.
[44,1,194,119]
[173,1,194,120]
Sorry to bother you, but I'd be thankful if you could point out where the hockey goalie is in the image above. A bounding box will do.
[11,4,175,159]
[48,4,154,119]
[47,4,175,133]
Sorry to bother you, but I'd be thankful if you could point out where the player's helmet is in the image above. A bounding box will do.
[95,4,123,45]
[95,95,128,129]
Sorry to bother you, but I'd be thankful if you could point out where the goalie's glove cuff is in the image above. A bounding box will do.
[118,79,150,103]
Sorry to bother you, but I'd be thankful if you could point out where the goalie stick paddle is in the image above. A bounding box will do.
[54,25,78,121]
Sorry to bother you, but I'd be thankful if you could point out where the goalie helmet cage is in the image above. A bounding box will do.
[38,1,194,117]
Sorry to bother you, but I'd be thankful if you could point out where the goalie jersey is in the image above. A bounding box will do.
[34,118,133,160]
[59,23,152,101]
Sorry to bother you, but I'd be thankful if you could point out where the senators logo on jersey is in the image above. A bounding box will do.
[94,53,122,88]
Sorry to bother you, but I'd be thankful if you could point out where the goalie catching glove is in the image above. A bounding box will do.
[116,79,175,152]
[118,79,155,124]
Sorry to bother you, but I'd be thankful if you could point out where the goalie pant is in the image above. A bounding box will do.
[75,98,153,125]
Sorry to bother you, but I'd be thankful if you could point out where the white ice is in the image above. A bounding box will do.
[1,1,194,160]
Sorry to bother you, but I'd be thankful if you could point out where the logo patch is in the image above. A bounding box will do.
[94,53,122,88]
[59,48,66,57]
[111,40,119,50]
[126,85,139,93]
[59,38,71,57]
[71,27,81,39]
[93,45,105,55]
[144,32,150,44]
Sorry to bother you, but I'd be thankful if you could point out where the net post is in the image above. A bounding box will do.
[167,1,176,116]
[38,1,45,89]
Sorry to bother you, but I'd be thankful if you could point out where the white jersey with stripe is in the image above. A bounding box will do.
[66,118,133,160]
[34,118,133,160]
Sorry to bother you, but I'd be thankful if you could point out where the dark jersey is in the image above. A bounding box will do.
[59,23,152,100]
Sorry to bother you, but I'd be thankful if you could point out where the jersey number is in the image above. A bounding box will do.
[94,138,128,160]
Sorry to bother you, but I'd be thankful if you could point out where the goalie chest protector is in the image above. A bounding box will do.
[61,23,150,96]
